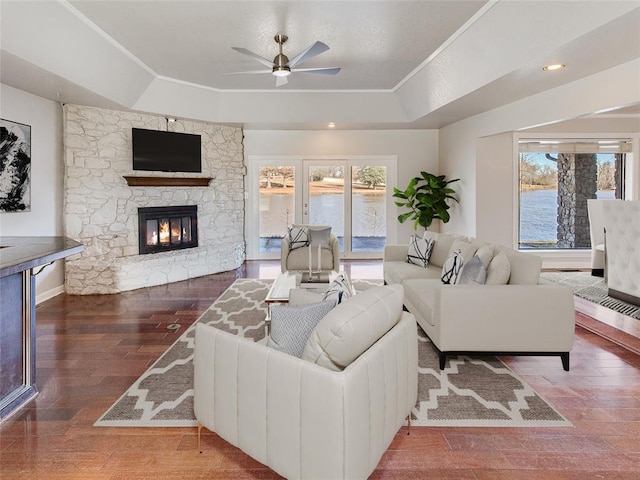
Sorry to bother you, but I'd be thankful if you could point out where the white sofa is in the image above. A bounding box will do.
[602,200,640,306]
[587,199,623,277]
[194,284,418,480]
[384,232,575,370]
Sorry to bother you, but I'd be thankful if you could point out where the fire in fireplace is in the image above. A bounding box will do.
[138,206,198,254]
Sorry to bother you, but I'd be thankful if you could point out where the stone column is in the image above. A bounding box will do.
[556,153,597,248]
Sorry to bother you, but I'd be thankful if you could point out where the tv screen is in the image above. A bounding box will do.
[132,128,201,173]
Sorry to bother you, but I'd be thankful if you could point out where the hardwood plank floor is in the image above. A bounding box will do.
[1,260,639,479]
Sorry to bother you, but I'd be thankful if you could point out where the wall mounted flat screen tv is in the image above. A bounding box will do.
[132,128,202,173]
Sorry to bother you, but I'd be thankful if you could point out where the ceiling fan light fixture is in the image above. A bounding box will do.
[272,67,291,77]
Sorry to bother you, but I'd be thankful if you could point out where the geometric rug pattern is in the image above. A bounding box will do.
[95,278,570,428]
[540,271,640,319]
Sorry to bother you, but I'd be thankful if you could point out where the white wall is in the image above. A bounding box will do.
[243,129,439,249]
[440,60,640,267]
[0,84,65,302]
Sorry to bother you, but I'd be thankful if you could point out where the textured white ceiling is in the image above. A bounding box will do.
[68,0,486,90]
[1,0,638,129]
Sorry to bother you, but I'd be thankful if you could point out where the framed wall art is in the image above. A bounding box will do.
[0,118,31,213]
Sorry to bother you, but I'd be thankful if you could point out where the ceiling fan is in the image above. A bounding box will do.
[229,34,341,87]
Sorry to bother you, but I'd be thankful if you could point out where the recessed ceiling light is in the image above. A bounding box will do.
[543,64,565,71]
[327,122,336,128]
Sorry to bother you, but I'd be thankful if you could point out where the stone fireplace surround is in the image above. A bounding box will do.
[63,105,245,295]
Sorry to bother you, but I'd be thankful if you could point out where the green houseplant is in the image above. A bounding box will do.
[393,171,459,230]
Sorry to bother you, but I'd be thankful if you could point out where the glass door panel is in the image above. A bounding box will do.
[259,166,295,253]
[351,165,387,252]
[306,165,345,250]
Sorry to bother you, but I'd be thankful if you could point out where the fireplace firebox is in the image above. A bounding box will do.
[138,206,198,254]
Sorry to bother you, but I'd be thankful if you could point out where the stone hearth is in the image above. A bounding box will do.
[63,105,245,294]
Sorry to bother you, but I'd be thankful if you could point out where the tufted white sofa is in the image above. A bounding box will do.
[602,200,640,306]
[384,231,576,370]
[193,285,418,480]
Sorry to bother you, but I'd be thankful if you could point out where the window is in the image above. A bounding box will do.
[518,139,631,250]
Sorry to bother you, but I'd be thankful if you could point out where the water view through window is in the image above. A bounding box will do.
[518,144,626,249]
[258,164,387,253]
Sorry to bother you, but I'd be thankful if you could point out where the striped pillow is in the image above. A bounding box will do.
[407,235,435,268]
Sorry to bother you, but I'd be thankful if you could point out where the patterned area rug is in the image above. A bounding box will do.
[95,278,569,428]
[540,271,640,319]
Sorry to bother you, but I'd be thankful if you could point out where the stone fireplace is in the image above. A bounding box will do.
[138,205,198,254]
[63,104,245,295]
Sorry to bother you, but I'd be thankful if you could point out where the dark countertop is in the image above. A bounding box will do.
[0,236,84,278]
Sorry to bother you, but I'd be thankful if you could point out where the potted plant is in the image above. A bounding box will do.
[393,171,459,230]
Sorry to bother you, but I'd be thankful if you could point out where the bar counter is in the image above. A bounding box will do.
[0,236,84,422]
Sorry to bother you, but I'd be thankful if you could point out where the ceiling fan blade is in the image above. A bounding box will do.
[275,75,289,87]
[286,41,329,68]
[231,47,274,68]
[225,69,272,75]
[292,67,341,75]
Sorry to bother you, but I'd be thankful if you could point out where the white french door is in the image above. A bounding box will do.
[246,156,396,260]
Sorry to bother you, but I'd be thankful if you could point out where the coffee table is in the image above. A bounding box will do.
[264,271,348,327]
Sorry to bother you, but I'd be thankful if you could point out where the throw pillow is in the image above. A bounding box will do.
[266,300,336,358]
[287,225,309,250]
[441,249,464,284]
[407,235,435,267]
[302,284,404,371]
[475,244,495,270]
[457,255,487,284]
[485,251,511,285]
[323,273,354,304]
[308,226,332,248]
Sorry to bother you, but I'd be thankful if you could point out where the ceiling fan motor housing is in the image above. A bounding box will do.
[272,34,291,76]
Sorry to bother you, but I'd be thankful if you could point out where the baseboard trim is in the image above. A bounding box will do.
[36,285,64,305]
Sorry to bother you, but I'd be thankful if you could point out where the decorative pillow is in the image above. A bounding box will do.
[266,300,335,358]
[407,235,435,267]
[287,225,309,250]
[485,251,511,285]
[448,239,479,264]
[441,249,464,284]
[302,284,403,371]
[308,226,332,249]
[457,255,487,285]
[323,273,354,304]
[475,244,495,270]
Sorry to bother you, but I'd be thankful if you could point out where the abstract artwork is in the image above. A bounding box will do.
[0,118,31,212]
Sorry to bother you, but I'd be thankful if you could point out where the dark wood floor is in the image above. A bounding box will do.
[1,260,639,479]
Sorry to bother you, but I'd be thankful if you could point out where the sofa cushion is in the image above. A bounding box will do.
[441,249,465,284]
[286,246,335,271]
[448,239,480,263]
[267,300,336,357]
[302,284,404,371]
[402,279,439,327]
[485,251,511,285]
[422,232,458,268]
[458,255,487,284]
[384,260,442,285]
[308,225,332,248]
[497,247,542,285]
[407,235,435,267]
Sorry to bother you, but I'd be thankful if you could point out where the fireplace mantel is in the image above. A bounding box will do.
[123,176,212,187]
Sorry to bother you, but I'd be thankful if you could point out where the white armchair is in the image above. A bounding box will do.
[194,311,418,479]
[281,225,340,273]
